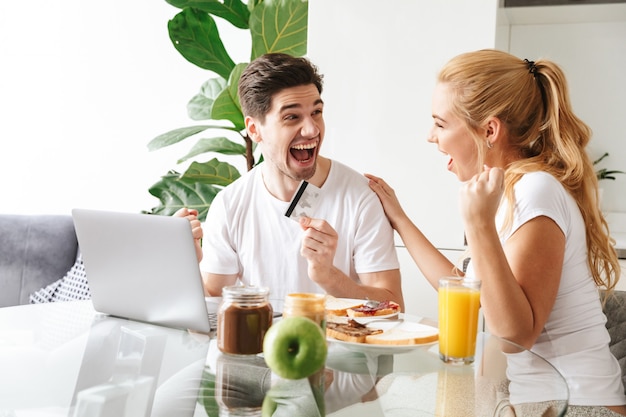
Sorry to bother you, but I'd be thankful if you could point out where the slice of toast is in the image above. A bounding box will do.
[326,319,383,343]
[365,323,439,345]
[325,296,364,317]
[346,300,400,318]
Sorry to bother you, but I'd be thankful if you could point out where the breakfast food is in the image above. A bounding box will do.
[346,300,400,318]
[263,316,327,380]
[325,296,365,317]
[326,319,384,343]
[326,319,439,346]
[325,296,401,318]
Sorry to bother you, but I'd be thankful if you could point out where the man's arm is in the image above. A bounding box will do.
[201,271,238,297]
[322,267,404,311]
[357,269,403,311]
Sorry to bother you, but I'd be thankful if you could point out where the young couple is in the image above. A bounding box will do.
[183,51,625,414]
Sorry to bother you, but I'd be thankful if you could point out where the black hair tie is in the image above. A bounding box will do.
[524,58,546,118]
[524,58,538,78]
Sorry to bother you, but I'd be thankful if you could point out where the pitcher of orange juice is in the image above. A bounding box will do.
[438,277,481,364]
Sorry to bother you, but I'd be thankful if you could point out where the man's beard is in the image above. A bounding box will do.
[287,164,316,182]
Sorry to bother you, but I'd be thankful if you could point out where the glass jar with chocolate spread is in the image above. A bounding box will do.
[217,285,272,355]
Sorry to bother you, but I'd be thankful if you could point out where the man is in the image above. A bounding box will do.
[200,53,403,309]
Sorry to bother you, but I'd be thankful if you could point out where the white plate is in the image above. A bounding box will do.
[327,320,438,355]
[354,311,399,323]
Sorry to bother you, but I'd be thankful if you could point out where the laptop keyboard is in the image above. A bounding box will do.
[208,313,218,330]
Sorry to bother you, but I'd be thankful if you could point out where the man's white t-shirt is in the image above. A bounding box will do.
[200,160,399,302]
[467,171,625,406]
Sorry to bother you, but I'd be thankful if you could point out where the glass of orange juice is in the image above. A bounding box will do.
[438,277,481,364]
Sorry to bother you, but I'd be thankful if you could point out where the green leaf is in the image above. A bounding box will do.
[168,8,236,79]
[247,0,263,13]
[165,0,250,29]
[597,168,626,180]
[188,77,228,121]
[593,152,610,166]
[182,158,241,186]
[198,368,219,416]
[148,125,213,151]
[177,136,246,164]
[250,0,308,58]
[147,171,220,221]
[188,94,214,121]
[211,63,247,130]
[211,90,243,130]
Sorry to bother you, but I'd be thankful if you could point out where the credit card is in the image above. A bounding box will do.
[284,180,322,221]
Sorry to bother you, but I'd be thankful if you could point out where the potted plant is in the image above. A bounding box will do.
[145,0,308,221]
[593,152,624,211]
[594,152,625,181]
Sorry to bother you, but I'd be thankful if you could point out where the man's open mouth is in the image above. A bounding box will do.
[290,143,316,163]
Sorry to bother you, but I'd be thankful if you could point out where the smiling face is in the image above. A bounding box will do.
[428,83,480,182]
[246,84,325,185]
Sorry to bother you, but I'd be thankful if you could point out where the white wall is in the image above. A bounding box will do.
[0,1,250,215]
[502,4,626,213]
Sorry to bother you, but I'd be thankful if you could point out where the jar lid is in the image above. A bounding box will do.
[222,285,270,301]
[284,293,326,308]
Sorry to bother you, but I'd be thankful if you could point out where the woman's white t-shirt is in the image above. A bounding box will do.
[469,171,625,406]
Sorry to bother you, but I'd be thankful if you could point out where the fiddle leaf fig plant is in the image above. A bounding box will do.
[146,0,308,220]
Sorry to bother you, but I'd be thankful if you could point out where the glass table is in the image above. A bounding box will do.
[0,301,569,416]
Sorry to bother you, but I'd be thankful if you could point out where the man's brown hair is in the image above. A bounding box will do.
[238,53,324,121]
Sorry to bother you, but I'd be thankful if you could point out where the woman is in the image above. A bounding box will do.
[366,49,626,415]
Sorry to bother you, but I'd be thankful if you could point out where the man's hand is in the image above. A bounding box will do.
[299,216,338,285]
[298,217,403,309]
[174,207,203,263]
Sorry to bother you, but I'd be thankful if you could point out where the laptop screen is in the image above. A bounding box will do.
[72,209,211,333]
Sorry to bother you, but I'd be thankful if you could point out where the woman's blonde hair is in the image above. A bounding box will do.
[438,49,620,294]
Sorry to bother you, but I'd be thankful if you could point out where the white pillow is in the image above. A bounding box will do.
[30,253,91,303]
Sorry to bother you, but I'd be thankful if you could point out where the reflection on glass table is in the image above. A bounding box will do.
[0,303,568,417]
[197,328,569,417]
[320,332,569,417]
[0,301,210,417]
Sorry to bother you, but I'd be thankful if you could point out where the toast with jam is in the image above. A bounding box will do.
[346,300,400,318]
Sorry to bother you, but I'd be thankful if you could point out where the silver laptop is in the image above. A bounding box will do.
[72,208,211,333]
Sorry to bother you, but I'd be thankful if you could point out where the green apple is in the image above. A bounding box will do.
[262,316,327,380]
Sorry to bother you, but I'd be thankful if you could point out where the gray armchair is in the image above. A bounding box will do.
[0,214,79,307]
[604,290,626,393]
